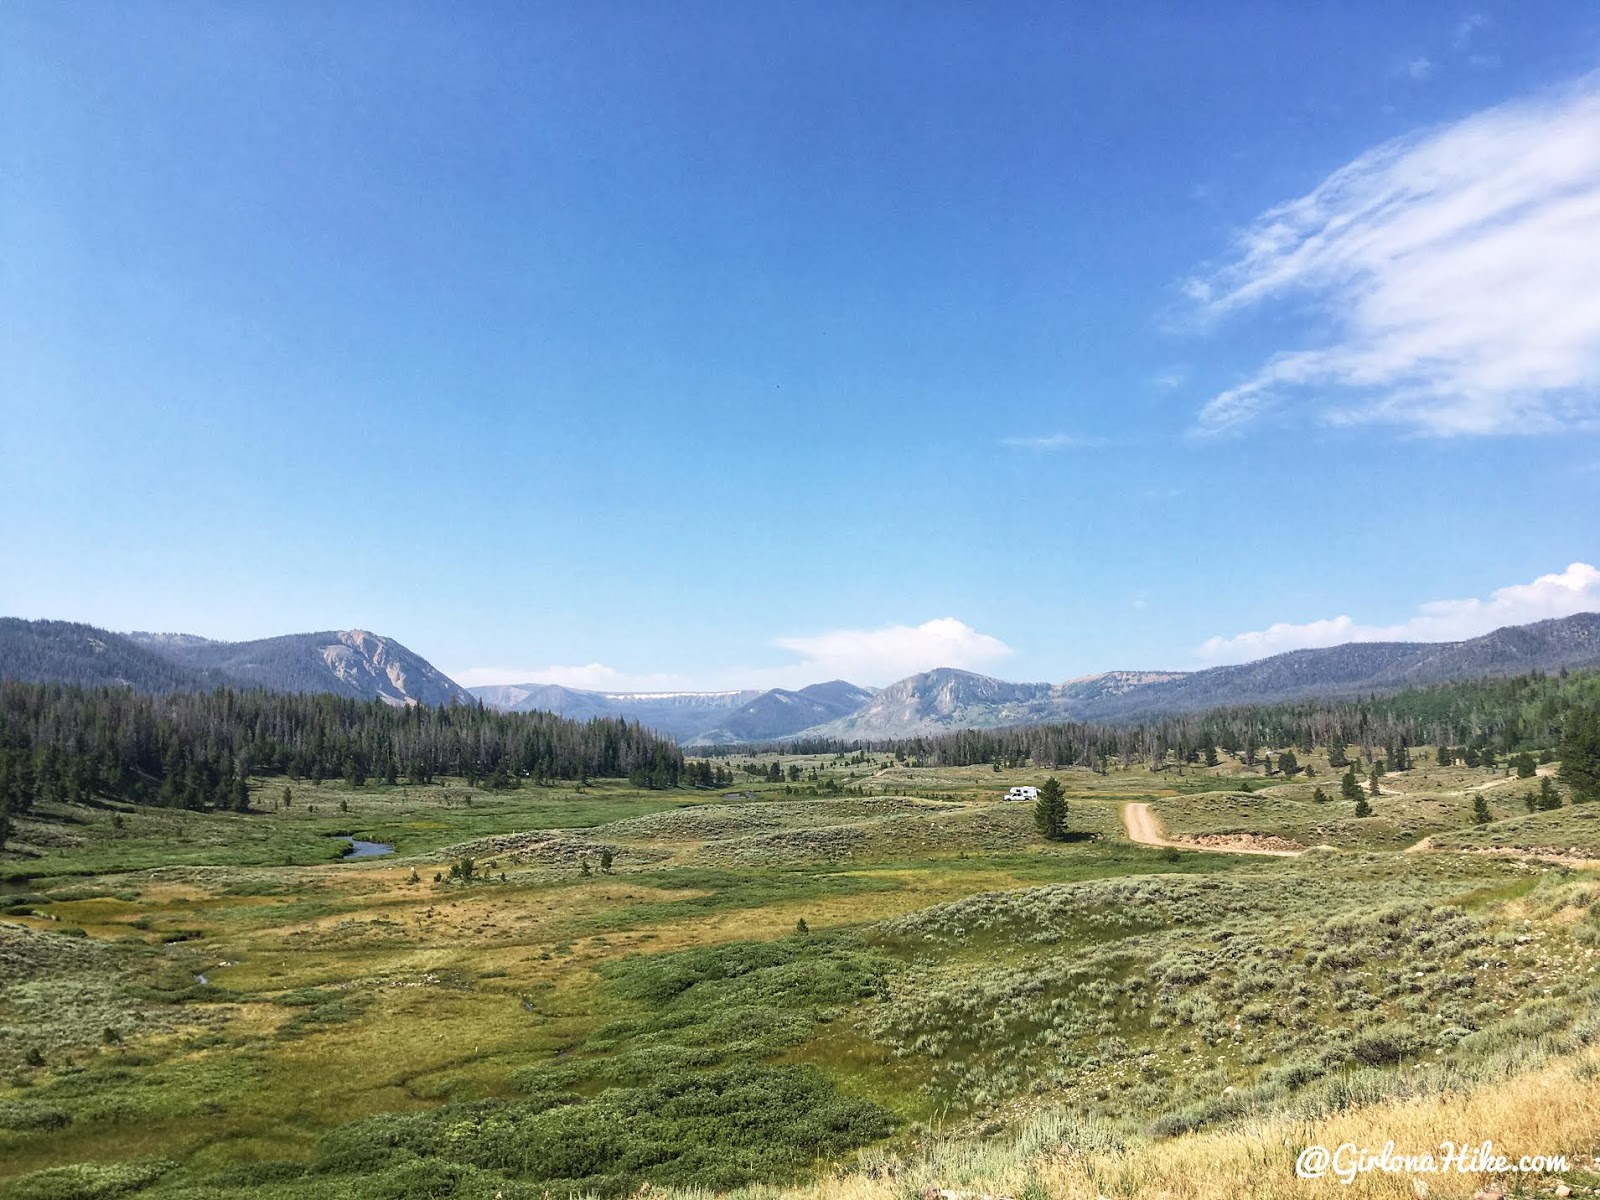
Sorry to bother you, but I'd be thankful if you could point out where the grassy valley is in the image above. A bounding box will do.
[3,737,1599,1198]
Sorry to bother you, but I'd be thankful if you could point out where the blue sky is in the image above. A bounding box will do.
[4,2,1600,691]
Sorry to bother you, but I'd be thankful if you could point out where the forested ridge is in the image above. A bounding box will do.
[756,668,1600,774]
[0,683,684,846]
[0,618,220,692]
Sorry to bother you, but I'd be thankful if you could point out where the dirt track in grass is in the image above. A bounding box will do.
[1121,801,1305,857]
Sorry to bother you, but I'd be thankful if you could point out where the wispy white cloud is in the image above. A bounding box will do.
[1196,562,1600,663]
[451,663,694,691]
[1000,433,1106,451]
[456,617,1016,692]
[1405,56,1434,81]
[1453,13,1489,48]
[768,617,1014,686]
[1189,74,1600,437]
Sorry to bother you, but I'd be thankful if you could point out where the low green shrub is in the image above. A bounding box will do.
[312,1064,890,1195]
[0,1158,171,1200]
[0,1097,71,1131]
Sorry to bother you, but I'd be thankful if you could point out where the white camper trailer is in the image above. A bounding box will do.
[1004,786,1040,802]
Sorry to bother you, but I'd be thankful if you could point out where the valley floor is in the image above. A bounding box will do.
[2,752,1598,1198]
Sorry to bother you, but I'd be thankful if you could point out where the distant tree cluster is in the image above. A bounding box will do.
[682,759,737,789]
[0,682,684,845]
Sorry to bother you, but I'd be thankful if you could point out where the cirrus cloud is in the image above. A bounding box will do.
[769,617,1014,686]
[1190,73,1600,437]
[454,617,1015,692]
[1197,562,1600,663]
[999,433,1108,451]
[450,662,695,692]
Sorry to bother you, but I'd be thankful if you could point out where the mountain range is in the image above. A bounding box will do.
[466,613,1600,740]
[0,619,469,707]
[4,612,1599,741]
[469,679,879,743]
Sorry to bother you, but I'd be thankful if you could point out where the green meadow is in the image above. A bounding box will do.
[3,751,1598,1198]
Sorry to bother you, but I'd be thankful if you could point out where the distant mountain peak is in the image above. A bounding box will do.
[125,627,471,706]
[467,678,874,745]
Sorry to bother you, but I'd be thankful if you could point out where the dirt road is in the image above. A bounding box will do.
[1375,764,1556,800]
[1121,801,1305,858]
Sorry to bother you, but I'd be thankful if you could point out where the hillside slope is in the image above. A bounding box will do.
[0,619,220,692]
[1064,612,1600,722]
[129,629,472,707]
[687,681,879,745]
[797,668,1064,739]
[467,684,765,741]
[789,613,1600,739]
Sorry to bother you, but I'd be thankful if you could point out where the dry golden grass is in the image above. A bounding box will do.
[773,1048,1600,1200]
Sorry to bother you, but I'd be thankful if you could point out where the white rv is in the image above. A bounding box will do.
[1004,786,1040,802]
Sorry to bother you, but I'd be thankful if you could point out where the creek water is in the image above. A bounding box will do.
[342,838,394,858]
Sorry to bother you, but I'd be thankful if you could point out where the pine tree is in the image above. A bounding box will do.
[1558,706,1600,803]
[1538,775,1562,811]
[1354,793,1372,817]
[1033,776,1067,841]
[1472,794,1491,825]
[1312,786,1328,804]
[1340,767,1361,801]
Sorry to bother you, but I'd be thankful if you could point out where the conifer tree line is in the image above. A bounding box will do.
[761,670,1600,786]
[0,681,684,835]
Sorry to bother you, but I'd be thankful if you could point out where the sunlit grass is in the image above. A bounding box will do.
[2,757,1597,1197]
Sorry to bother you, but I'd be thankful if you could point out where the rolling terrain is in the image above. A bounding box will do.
[3,736,1598,1199]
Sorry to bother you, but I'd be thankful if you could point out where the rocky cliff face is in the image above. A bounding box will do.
[316,630,472,706]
